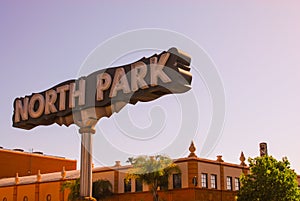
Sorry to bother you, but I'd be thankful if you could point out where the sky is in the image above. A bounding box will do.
[1,1,300,172]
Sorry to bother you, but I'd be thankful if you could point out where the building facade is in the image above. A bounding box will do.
[0,142,299,201]
[0,142,250,201]
[0,148,76,179]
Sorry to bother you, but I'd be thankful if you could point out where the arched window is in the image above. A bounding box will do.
[3,197,7,201]
[124,178,131,192]
[173,173,182,189]
[46,194,51,201]
[23,196,28,201]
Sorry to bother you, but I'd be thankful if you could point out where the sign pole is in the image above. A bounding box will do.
[75,111,98,200]
[79,127,95,198]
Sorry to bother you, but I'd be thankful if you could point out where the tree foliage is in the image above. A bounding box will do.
[61,178,113,201]
[126,155,180,201]
[237,155,300,201]
[61,178,80,201]
[92,179,113,201]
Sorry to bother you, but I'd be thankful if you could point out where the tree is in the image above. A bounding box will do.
[61,179,113,201]
[126,155,180,201]
[92,179,113,201]
[61,178,80,201]
[237,155,300,201]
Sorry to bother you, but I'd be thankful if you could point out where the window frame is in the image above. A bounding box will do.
[234,177,240,191]
[173,173,182,189]
[210,174,217,189]
[201,173,208,188]
[226,176,233,191]
[124,178,132,193]
[135,178,143,192]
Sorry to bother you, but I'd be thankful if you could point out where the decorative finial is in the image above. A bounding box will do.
[15,173,19,184]
[188,141,197,157]
[216,155,224,162]
[259,142,268,157]
[37,170,42,182]
[61,166,66,180]
[114,161,121,167]
[240,151,246,166]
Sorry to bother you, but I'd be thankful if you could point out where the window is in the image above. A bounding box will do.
[124,179,131,192]
[46,194,51,201]
[3,198,7,201]
[173,173,182,189]
[226,176,232,190]
[210,174,217,189]
[159,180,168,190]
[235,177,240,191]
[23,196,28,201]
[135,178,143,192]
[201,173,208,188]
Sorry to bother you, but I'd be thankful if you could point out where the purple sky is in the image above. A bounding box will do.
[1,1,300,172]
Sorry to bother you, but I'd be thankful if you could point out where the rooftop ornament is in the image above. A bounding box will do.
[188,141,197,158]
[240,151,246,166]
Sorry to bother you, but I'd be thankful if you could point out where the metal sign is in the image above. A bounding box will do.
[13,48,192,130]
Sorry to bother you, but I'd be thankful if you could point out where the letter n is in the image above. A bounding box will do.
[14,98,29,123]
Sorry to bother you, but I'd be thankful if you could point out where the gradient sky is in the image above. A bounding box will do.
[1,1,300,172]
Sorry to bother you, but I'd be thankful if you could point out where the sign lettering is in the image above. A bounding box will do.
[13,48,192,130]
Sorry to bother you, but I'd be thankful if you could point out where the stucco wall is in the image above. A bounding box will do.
[39,182,61,201]
[17,184,35,201]
[93,170,115,191]
[198,161,222,190]
[0,186,14,201]
[0,149,76,178]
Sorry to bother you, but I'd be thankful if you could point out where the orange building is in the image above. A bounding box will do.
[0,142,249,201]
[0,148,76,179]
[0,142,298,201]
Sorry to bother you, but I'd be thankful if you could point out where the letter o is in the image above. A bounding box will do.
[28,94,45,119]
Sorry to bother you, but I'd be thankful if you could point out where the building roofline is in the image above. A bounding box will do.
[0,169,80,187]
[0,148,76,162]
[174,156,249,169]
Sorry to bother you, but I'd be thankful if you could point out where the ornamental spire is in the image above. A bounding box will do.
[61,166,66,180]
[188,141,197,158]
[15,173,19,184]
[240,151,246,166]
[37,170,42,182]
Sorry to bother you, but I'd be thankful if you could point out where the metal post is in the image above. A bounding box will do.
[79,127,95,198]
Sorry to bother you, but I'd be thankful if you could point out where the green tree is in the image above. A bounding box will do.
[61,179,113,201]
[92,179,113,201]
[61,178,80,201]
[237,155,300,201]
[126,155,180,201]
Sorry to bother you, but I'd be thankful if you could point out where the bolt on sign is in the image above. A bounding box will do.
[12,48,192,130]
